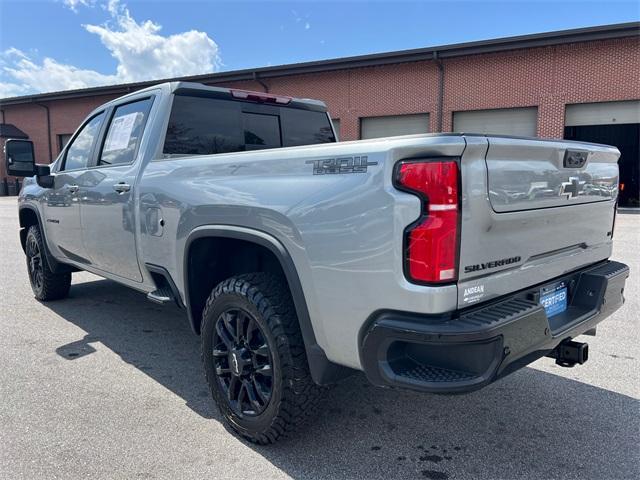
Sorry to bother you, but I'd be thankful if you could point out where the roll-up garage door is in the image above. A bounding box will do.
[564,100,639,208]
[360,113,429,139]
[565,100,640,126]
[453,107,538,137]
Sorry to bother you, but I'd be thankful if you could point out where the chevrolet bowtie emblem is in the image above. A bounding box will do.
[559,177,585,199]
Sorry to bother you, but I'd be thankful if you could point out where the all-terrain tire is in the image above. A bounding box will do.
[201,273,323,444]
[25,225,71,301]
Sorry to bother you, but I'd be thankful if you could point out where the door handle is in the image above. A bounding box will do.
[113,182,131,194]
[66,184,79,194]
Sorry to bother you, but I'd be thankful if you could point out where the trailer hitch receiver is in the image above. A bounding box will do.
[547,340,589,367]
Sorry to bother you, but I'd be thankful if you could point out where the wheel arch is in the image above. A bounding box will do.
[183,225,353,385]
[18,205,64,272]
[18,206,40,253]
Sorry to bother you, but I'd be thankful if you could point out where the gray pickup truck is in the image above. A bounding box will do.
[6,82,629,444]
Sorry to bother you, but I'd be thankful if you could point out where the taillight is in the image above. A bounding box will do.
[395,160,460,284]
[230,89,292,104]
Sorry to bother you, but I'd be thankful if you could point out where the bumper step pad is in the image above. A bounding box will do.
[400,364,477,383]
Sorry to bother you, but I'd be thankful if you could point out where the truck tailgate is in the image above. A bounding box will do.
[485,137,619,212]
[457,135,619,308]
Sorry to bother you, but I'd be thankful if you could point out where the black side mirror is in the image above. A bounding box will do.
[5,139,36,177]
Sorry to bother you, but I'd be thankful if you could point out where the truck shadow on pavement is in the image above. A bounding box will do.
[47,277,639,480]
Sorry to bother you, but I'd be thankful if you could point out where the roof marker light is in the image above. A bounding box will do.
[230,89,292,105]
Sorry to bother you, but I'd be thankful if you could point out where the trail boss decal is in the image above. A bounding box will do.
[306,156,378,175]
[464,256,521,274]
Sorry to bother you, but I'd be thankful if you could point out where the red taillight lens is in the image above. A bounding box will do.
[396,160,459,284]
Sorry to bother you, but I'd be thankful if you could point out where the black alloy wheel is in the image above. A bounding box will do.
[212,307,273,417]
[23,225,71,301]
[201,273,323,444]
[26,232,44,293]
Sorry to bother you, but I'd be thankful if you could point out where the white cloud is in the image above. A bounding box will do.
[85,1,220,83]
[0,81,30,99]
[0,48,115,97]
[62,0,93,13]
[105,0,121,16]
[0,0,221,98]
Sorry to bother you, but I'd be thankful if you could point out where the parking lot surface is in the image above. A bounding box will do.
[0,196,638,480]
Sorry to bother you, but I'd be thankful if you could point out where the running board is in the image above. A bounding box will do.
[145,263,184,308]
[147,286,174,305]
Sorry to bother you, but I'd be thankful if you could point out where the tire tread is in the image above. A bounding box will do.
[27,225,71,301]
[201,273,323,444]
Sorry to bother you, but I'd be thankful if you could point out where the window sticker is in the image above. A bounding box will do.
[104,112,139,152]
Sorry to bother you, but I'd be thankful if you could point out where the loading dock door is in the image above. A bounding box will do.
[453,107,538,137]
[565,101,640,208]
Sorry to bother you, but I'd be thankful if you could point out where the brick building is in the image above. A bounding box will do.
[1,22,638,205]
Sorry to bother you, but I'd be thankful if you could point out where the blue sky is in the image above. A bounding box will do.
[0,0,638,98]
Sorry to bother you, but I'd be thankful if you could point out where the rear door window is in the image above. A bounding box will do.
[164,97,243,155]
[99,97,153,166]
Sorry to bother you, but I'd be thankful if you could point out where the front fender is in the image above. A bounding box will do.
[18,204,75,274]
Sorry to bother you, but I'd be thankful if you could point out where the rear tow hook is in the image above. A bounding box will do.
[547,340,589,368]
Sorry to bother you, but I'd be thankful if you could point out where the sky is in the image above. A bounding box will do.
[0,0,638,99]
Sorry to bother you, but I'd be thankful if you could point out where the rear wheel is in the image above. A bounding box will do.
[25,225,71,301]
[201,273,323,444]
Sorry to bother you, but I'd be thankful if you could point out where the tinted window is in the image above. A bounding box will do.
[164,97,243,155]
[99,98,153,166]
[244,113,281,149]
[163,95,335,156]
[63,112,105,171]
[281,108,336,147]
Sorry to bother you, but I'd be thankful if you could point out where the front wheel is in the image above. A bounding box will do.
[201,273,323,444]
[25,225,71,301]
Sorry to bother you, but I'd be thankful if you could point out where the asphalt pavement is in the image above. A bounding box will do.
[0,196,638,480]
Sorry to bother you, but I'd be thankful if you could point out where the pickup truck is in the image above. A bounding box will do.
[6,82,629,444]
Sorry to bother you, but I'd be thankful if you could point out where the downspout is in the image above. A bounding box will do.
[0,109,5,123]
[433,51,444,133]
[253,72,269,93]
[36,103,53,162]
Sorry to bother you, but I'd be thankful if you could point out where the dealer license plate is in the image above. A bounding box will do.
[539,282,568,318]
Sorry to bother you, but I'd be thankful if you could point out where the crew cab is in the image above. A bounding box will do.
[6,82,629,443]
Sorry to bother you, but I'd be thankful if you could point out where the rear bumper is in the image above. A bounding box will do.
[360,260,629,394]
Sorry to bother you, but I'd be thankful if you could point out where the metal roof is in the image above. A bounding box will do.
[0,21,638,106]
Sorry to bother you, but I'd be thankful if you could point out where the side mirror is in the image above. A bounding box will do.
[5,139,36,177]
